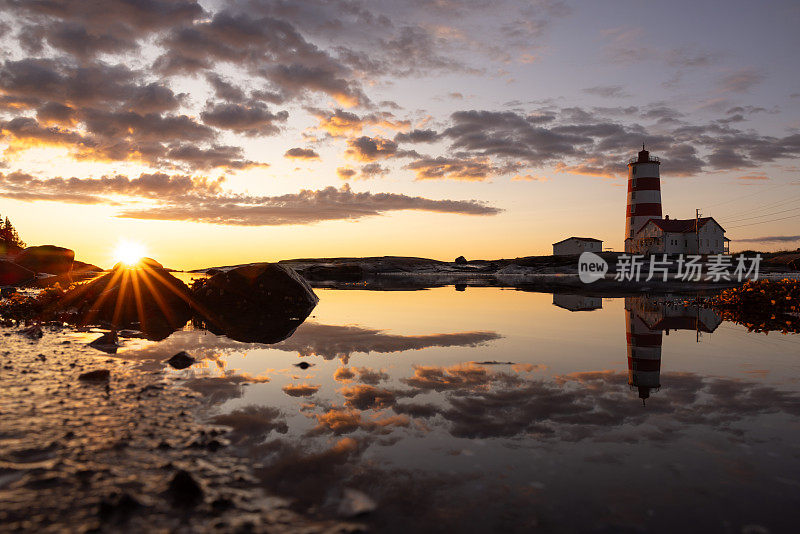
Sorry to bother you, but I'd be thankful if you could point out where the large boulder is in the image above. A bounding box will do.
[0,260,35,286]
[192,263,318,343]
[15,245,74,275]
[53,257,193,340]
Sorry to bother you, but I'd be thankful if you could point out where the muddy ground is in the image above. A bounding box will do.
[0,323,360,533]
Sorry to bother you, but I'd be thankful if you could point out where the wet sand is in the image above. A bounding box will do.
[0,324,359,533]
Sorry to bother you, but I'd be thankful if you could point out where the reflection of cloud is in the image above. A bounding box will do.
[340,385,398,410]
[334,366,389,384]
[272,323,502,364]
[282,383,321,397]
[309,407,409,435]
[211,405,288,444]
[185,372,271,405]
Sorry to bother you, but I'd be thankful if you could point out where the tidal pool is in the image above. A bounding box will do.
[123,286,800,533]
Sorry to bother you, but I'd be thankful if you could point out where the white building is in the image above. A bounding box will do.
[552,237,603,256]
[628,216,729,255]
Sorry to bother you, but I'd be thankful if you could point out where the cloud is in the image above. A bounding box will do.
[284,147,320,160]
[735,235,800,243]
[405,156,496,181]
[394,129,440,143]
[582,85,630,98]
[0,171,223,203]
[736,174,769,181]
[512,174,547,182]
[718,68,765,94]
[115,184,502,226]
[309,108,409,137]
[336,167,357,180]
[200,102,288,136]
[345,136,398,161]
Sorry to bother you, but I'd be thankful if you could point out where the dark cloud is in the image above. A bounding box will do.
[284,147,320,160]
[336,167,357,180]
[359,163,389,178]
[2,0,203,57]
[345,136,398,161]
[394,129,440,143]
[115,184,502,226]
[200,102,288,136]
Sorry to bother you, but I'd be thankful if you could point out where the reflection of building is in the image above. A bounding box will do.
[625,296,721,404]
[552,293,602,311]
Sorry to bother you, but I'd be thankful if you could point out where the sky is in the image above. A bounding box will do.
[0,0,798,270]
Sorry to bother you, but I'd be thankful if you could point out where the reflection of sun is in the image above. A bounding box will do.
[113,240,147,266]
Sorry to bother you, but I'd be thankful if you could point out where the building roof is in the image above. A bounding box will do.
[552,237,603,246]
[637,217,725,235]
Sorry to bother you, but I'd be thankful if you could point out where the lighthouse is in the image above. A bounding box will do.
[625,145,662,252]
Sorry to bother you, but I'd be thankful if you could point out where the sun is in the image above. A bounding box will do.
[113,240,147,266]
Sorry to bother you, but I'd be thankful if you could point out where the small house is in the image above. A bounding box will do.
[552,237,603,256]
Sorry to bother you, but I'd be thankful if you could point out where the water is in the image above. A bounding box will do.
[121,286,800,532]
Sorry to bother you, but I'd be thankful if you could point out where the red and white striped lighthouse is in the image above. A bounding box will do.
[625,145,662,252]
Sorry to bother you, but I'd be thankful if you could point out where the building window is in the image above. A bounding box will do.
[633,167,637,176]
[631,192,636,199]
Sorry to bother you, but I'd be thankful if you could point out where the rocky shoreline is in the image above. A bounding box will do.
[191,254,800,293]
[0,323,360,533]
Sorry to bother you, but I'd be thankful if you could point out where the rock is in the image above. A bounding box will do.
[15,245,75,275]
[20,324,43,339]
[300,264,364,282]
[337,488,377,517]
[192,263,318,343]
[88,332,119,354]
[0,260,35,286]
[98,491,141,523]
[167,470,204,507]
[53,257,193,340]
[79,369,111,382]
[1,286,18,297]
[166,351,196,370]
[454,256,467,264]
[72,260,104,274]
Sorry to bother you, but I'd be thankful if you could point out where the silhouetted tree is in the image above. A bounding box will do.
[0,213,26,248]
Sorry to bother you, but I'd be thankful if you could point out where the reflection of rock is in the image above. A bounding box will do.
[15,245,74,275]
[552,293,602,311]
[54,258,193,341]
[0,259,35,286]
[166,351,196,370]
[192,263,318,344]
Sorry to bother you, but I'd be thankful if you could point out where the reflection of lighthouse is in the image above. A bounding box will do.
[624,296,723,405]
[625,297,662,404]
[625,145,662,252]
